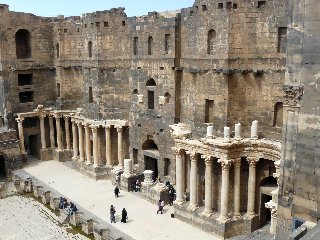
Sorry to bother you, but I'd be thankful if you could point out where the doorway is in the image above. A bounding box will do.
[144,156,158,181]
[260,194,272,226]
[29,135,40,159]
[0,155,6,179]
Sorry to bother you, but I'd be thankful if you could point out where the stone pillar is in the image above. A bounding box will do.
[188,152,198,211]
[124,159,132,176]
[265,201,277,235]
[48,115,55,148]
[233,158,241,218]
[218,159,232,221]
[84,124,92,164]
[223,126,231,143]
[16,118,26,154]
[251,120,258,139]
[72,120,78,160]
[92,126,99,167]
[77,123,85,162]
[39,114,46,150]
[235,123,241,140]
[117,126,123,167]
[105,126,112,167]
[247,157,259,217]
[173,147,184,203]
[55,113,62,151]
[64,116,71,150]
[202,156,213,216]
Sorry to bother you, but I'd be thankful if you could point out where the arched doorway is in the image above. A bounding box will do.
[15,29,31,59]
[259,176,277,226]
[0,155,7,179]
[142,139,159,181]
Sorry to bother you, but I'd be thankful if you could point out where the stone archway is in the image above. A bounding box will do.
[142,139,159,181]
[0,155,7,179]
[259,176,277,227]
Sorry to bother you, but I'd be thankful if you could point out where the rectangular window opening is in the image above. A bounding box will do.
[205,99,214,123]
[165,34,170,54]
[202,5,207,11]
[226,2,233,9]
[95,22,100,27]
[258,1,266,9]
[233,3,238,9]
[122,21,126,26]
[148,91,155,110]
[57,83,61,98]
[19,91,34,103]
[133,148,138,165]
[104,22,109,27]
[278,27,287,54]
[89,87,93,103]
[133,37,138,55]
[218,3,224,9]
[18,74,33,86]
[63,29,67,33]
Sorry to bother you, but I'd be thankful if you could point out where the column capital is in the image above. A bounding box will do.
[16,117,24,123]
[203,156,213,166]
[233,158,241,167]
[218,159,232,170]
[186,151,197,161]
[84,125,90,131]
[104,125,111,130]
[172,147,184,157]
[247,157,259,167]
[91,126,98,133]
[39,113,46,119]
[53,112,60,118]
[116,126,123,132]
[77,122,83,127]
[70,118,76,123]
[63,115,69,120]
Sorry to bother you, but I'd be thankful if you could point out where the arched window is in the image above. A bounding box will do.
[56,43,60,58]
[273,102,283,127]
[15,29,31,59]
[88,41,93,57]
[148,36,153,55]
[146,78,156,86]
[207,29,216,55]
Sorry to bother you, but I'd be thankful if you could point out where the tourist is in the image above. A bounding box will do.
[115,173,120,186]
[110,205,116,223]
[168,187,175,206]
[114,186,120,198]
[135,180,141,192]
[157,199,164,214]
[59,197,64,209]
[63,198,69,209]
[165,181,171,189]
[121,208,128,223]
[71,203,78,215]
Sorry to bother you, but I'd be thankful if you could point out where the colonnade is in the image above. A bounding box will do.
[173,147,259,221]
[16,111,126,168]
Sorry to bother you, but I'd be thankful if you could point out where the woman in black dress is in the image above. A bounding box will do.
[121,208,127,223]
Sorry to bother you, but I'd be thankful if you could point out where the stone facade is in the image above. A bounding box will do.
[0,0,319,239]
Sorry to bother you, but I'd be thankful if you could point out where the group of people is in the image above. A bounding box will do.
[130,180,141,192]
[110,205,128,223]
[59,197,78,216]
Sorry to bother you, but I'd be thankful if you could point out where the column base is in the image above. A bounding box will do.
[79,157,85,162]
[85,161,92,165]
[187,204,199,212]
[245,212,256,219]
[72,156,79,161]
[200,210,214,218]
[105,164,113,168]
[233,213,242,220]
[217,215,230,223]
[174,200,184,206]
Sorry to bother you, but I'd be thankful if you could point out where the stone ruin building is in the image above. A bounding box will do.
[0,0,319,239]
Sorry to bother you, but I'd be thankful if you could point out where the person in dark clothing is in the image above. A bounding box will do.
[110,205,116,223]
[121,208,128,223]
[114,186,120,198]
[63,198,69,209]
[168,186,176,206]
[157,199,164,214]
[59,197,64,209]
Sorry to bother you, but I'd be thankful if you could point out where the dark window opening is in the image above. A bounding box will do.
[19,91,34,103]
[148,91,155,109]
[273,102,283,127]
[91,23,94,28]
[165,34,170,54]
[95,22,100,27]
[226,2,232,9]
[218,3,223,9]
[133,37,138,55]
[122,21,126,26]
[77,28,80,32]
[202,5,207,11]
[207,29,216,55]
[160,67,164,70]
[133,148,138,165]
[104,22,109,27]
[89,87,93,103]
[258,1,266,9]
[146,78,156,86]
[18,74,32,86]
[0,155,6,179]
[190,11,194,16]
[164,92,171,103]
[233,3,238,9]
[63,29,67,33]
[278,27,287,54]
[57,83,61,98]
[24,117,38,128]
[164,158,170,176]
[56,43,60,58]
[205,99,214,123]
[15,29,31,59]
[132,89,138,94]
[88,41,93,57]
[84,24,87,28]
[148,36,153,55]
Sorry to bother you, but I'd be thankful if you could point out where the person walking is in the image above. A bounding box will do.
[157,199,163,214]
[114,186,120,198]
[135,180,141,192]
[121,208,128,223]
[110,205,116,223]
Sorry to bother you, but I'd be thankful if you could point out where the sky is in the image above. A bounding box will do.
[1,0,195,17]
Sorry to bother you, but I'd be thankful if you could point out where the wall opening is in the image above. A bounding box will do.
[89,87,93,103]
[132,89,138,94]
[133,37,138,55]
[164,158,170,176]
[218,3,223,9]
[18,74,32,86]
[277,27,287,53]
[164,92,171,104]
[133,148,138,165]
[207,29,216,55]
[15,29,31,59]
[88,41,93,57]
[56,43,60,58]
[273,102,283,127]
[148,36,153,55]
[205,99,214,123]
[164,34,170,54]
[148,91,155,110]
[57,83,61,98]
[0,155,6,179]
[146,78,156,87]
[19,91,34,103]
[258,1,266,9]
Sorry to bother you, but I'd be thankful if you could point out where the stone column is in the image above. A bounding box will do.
[247,157,259,217]
[16,118,26,154]
[105,126,112,167]
[78,123,85,162]
[71,120,78,160]
[188,152,198,211]
[92,126,99,167]
[64,116,71,150]
[233,158,241,218]
[84,124,92,164]
[265,201,277,235]
[117,126,123,167]
[39,114,46,150]
[48,115,55,148]
[173,147,184,203]
[202,156,213,216]
[55,113,62,151]
[218,159,232,221]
